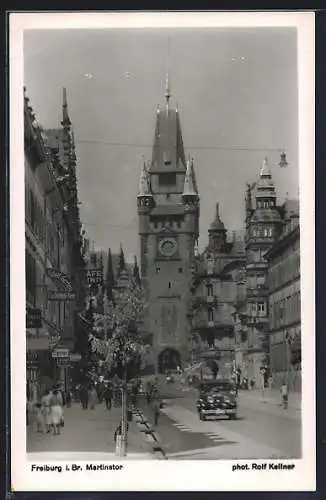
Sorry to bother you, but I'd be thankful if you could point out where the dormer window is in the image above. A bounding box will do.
[163,151,172,165]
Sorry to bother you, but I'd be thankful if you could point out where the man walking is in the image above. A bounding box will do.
[104,384,112,410]
[153,399,161,427]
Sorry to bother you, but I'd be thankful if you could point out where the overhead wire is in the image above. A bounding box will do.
[75,139,285,153]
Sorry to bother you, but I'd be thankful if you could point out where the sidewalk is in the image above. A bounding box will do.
[27,402,152,457]
[239,388,301,411]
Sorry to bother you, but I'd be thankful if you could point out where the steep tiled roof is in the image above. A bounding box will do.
[150,108,186,172]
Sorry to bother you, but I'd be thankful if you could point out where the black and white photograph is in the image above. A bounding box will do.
[10,12,315,492]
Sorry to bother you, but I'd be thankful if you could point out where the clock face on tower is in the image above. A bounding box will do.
[158,237,178,257]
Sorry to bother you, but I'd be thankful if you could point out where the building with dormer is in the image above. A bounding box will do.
[191,203,246,377]
[240,158,285,384]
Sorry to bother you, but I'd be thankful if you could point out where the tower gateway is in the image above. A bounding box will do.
[137,85,200,373]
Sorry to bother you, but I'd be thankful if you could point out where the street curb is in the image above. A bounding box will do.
[132,406,167,460]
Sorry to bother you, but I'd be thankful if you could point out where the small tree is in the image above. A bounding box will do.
[89,277,149,381]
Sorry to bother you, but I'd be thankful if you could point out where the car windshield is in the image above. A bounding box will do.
[200,382,234,395]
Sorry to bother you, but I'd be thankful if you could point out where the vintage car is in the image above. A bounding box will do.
[196,379,238,420]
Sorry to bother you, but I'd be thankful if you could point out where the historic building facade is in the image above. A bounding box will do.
[25,88,86,399]
[265,200,301,391]
[191,204,246,376]
[240,158,284,385]
[137,87,200,373]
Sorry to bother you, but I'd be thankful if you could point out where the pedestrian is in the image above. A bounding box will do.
[268,375,273,390]
[280,381,288,409]
[66,390,72,408]
[41,389,53,433]
[34,402,44,433]
[80,385,88,409]
[104,384,112,410]
[50,389,64,435]
[89,385,97,410]
[146,381,152,405]
[153,399,160,426]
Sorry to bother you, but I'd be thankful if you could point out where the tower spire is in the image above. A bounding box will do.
[182,157,198,199]
[61,87,71,127]
[165,38,171,112]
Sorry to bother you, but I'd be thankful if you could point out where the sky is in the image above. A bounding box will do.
[24,27,299,262]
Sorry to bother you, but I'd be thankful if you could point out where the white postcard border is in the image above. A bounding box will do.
[10,11,315,492]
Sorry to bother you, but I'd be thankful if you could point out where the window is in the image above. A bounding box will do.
[207,259,215,275]
[154,222,158,229]
[177,221,181,229]
[156,267,160,274]
[168,281,171,289]
[258,302,266,314]
[158,173,176,186]
[206,283,213,296]
[208,309,214,322]
[178,268,183,274]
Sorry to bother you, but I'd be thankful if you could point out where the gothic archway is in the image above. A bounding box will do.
[158,348,181,374]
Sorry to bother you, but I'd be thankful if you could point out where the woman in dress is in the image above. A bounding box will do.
[88,385,98,410]
[50,389,64,435]
[41,390,53,433]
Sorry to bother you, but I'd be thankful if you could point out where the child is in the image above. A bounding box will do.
[34,402,44,433]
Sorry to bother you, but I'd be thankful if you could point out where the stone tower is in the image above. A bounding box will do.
[137,85,200,373]
[244,158,283,382]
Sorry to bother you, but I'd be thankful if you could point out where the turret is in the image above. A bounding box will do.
[255,157,276,206]
[182,157,199,204]
[208,202,227,252]
[137,161,154,211]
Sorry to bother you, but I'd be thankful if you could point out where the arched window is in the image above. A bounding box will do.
[208,309,214,322]
[206,283,213,297]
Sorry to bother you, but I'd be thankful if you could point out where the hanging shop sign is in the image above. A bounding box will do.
[86,269,103,286]
[47,268,74,292]
[26,307,42,329]
[69,353,82,362]
[47,290,76,301]
[52,347,69,359]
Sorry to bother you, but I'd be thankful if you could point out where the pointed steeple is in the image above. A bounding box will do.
[209,203,226,232]
[119,243,125,272]
[133,255,141,285]
[61,87,71,127]
[98,251,104,290]
[165,37,171,112]
[106,248,115,302]
[182,156,198,199]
